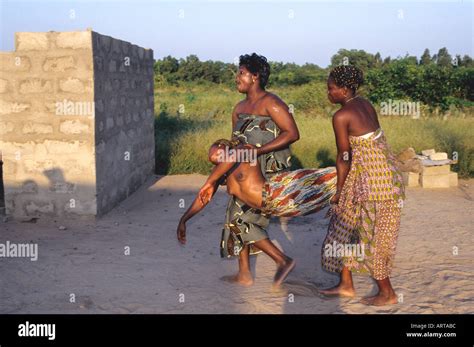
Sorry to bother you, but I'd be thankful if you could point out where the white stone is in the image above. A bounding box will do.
[421,149,436,156]
[429,152,448,161]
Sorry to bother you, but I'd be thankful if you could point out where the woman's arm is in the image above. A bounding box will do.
[332,111,351,203]
[255,95,300,156]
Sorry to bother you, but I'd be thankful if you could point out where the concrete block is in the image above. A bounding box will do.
[421,149,435,156]
[59,120,90,134]
[0,100,30,114]
[0,54,31,72]
[429,152,448,160]
[402,172,419,187]
[0,122,14,134]
[19,79,53,94]
[56,31,91,49]
[420,173,450,188]
[16,32,49,50]
[59,77,85,93]
[422,165,450,175]
[22,122,53,134]
[43,56,75,72]
[24,201,55,215]
[449,172,458,187]
[0,79,8,93]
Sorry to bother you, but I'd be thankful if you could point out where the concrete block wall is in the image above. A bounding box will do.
[92,31,155,216]
[0,29,154,219]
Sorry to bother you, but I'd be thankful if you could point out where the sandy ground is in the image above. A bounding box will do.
[0,174,473,314]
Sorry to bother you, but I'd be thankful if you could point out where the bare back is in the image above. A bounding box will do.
[345,97,381,137]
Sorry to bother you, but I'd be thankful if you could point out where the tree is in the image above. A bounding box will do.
[177,55,205,82]
[330,49,376,72]
[154,56,180,84]
[374,52,382,68]
[461,55,473,67]
[451,67,474,100]
[436,47,453,67]
[420,49,432,65]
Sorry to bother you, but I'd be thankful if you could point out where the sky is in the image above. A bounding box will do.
[1,0,472,67]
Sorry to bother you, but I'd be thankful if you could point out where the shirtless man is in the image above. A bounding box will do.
[177,139,337,287]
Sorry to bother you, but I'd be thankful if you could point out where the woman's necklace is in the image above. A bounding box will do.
[344,95,359,104]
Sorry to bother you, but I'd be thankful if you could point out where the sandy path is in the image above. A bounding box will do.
[0,174,473,314]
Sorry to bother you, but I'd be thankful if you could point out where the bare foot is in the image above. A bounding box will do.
[220,273,254,287]
[318,284,356,298]
[361,292,398,306]
[273,259,296,288]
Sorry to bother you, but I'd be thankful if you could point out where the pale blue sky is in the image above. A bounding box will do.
[1,0,472,67]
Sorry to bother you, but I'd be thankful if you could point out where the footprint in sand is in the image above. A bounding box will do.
[276,280,322,297]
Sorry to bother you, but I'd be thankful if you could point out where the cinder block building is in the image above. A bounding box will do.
[0,30,155,219]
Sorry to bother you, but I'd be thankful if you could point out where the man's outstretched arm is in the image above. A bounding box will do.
[177,181,219,244]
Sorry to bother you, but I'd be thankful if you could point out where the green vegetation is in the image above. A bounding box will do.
[153,48,474,178]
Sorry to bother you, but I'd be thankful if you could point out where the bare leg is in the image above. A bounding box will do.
[253,238,295,287]
[220,244,253,286]
[319,266,356,298]
[361,277,397,306]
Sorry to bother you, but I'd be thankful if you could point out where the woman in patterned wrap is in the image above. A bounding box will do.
[178,53,301,288]
[319,65,405,306]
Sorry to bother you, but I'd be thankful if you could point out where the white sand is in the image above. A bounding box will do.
[0,174,473,314]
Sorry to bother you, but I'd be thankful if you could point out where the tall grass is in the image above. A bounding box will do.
[154,84,474,177]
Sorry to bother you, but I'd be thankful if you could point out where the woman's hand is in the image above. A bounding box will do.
[242,143,256,150]
[238,143,259,159]
[177,221,187,245]
[330,192,340,205]
[198,181,216,206]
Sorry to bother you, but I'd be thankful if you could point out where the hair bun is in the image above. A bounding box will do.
[329,65,363,91]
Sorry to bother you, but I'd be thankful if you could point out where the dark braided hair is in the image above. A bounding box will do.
[329,65,364,92]
[239,53,271,89]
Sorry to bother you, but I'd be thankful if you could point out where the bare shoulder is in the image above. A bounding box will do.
[233,99,247,114]
[263,92,285,105]
[262,92,289,114]
[333,108,351,120]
